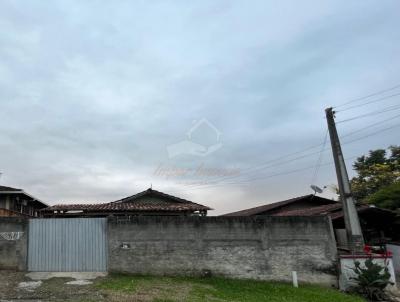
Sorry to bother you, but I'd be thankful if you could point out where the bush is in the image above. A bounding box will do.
[350,258,394,301]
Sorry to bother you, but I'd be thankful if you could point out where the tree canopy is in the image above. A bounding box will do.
[350,145,400,208]
[366,181,400,211]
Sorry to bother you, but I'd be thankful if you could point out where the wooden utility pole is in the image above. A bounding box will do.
[325,107,364,253]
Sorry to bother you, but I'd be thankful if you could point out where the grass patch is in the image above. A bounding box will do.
[95,274,364,302]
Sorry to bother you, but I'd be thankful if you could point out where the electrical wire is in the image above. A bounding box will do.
[162,85,400,195]
[186,89,400,186]
[175,156,359,192]
[337,104,400,123]
[310,129,329,185]
[185,114,399,189]
[334,83,400,108]
[239,122,400,186]
[175,121,400,191]
[182,134,330,187]
[340,113,400,138]
[341,122,400,145]
[336,92,400,112]
[182,149,325,188]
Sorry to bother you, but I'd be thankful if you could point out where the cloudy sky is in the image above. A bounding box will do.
[0,1,399,215]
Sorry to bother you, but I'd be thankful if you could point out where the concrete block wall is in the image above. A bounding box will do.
[108,216,338,285]
[0,217,28,270]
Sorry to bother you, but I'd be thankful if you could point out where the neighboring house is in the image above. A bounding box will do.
[0,185,48,217]
[41,188,212,217]
[223,195,337,217]
[222,194,400,247]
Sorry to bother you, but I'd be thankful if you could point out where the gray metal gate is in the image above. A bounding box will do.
[28,218,107,272]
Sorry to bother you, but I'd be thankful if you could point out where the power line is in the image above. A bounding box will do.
[186,114,399,189]
[334,83,400,108]
[340,113,400,138]
[311,129,329,185]
[337,104,400,123]
[336,92,400,112]
[184,148,326,188]
[176,121,400,191]
[256,122,400,184]
[243,110,400,179]
[192,98,400,186]
[178,156,359,191]
[183,132,330,187]
[341,122,400,145]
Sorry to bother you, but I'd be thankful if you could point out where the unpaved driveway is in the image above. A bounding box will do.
[0,271,191,302]
[0,271,106,302]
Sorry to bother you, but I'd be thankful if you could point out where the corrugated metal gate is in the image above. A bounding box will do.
[28,218,107,272]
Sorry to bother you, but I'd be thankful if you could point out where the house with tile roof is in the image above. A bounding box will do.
[223,194,337,217]
[222,194,400,247]
[41,188,211,217]
[0,185,48,217]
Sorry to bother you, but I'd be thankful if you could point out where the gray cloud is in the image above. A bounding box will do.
[1,0,399,214]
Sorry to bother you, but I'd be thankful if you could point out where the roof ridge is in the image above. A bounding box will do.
[112,188,212,209]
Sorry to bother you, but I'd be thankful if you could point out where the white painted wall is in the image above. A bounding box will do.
[387,244,400,274]
[339,256,396,291]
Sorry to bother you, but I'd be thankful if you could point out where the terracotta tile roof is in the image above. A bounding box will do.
[222,195,336,216]
[274,203,393,220]
[112,188,209,208]
[42,202,209,212]
[274,203,342,217]
[42,188,211,213]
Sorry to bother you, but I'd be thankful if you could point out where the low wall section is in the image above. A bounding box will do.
[108,216,338,285]
[0,217,28,270]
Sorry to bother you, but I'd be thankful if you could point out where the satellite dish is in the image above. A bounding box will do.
[310,185,323,194]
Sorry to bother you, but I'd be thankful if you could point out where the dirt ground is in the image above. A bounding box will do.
[0,271,106,302]
[0,271,192,302]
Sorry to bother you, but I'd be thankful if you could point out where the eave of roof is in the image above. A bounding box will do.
[0,186,49,207]
[274,203,397,220]
[0,185,23,192]
[222,194,336,216]
[41,203,209,212]
[274,203,343,217]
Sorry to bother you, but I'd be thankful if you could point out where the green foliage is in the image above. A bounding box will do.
[95,274,364,302]
[350,258,393,301]
[350,146,400,205]
[366,182,400,210]
[95,273,139,292]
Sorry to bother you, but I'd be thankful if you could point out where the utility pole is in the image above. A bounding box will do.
[325,107,364,254]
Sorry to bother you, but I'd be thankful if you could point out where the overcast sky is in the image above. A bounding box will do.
[0,1,399,215]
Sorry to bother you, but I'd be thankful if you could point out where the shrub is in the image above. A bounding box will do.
[350,258,394,301]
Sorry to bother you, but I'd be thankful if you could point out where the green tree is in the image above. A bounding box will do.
[350,146,400,203]
[366,182,400,211]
